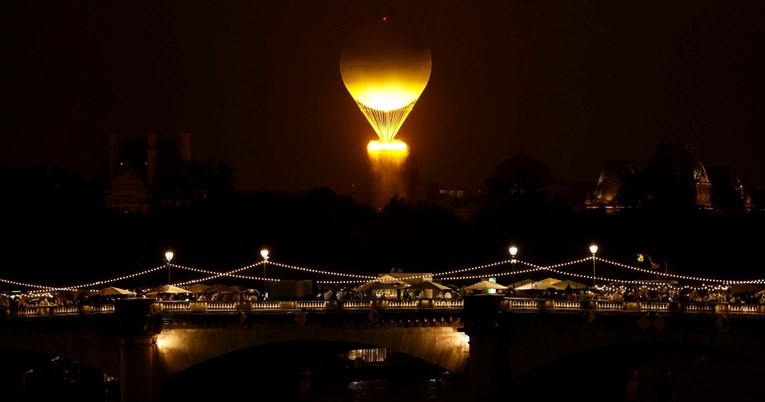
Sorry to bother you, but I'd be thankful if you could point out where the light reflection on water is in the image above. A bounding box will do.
[308,372,470,402]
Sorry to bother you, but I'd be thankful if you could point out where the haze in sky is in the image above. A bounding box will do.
[5,0,765,193]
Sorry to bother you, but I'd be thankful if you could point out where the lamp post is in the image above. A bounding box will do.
[260,249,269,298]
[164,249,174,284]
[589,244,598,288]
[509,246,518,289]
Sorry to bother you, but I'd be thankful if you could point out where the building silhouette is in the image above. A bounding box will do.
[586,143,754,214]
[485,149,554,204]
[104,131,192,213]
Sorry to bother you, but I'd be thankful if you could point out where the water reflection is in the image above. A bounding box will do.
[309,371,469,402]
[12,343,765,402]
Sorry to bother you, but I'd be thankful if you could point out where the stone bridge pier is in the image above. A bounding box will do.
[460,294,765,402]
[113,299,162,402]
[460,295,506,402]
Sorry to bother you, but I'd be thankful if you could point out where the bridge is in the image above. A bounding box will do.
[2,295,765,402]
[3,254,765,401]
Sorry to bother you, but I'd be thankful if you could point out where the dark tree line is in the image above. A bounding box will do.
[0,165,763,288]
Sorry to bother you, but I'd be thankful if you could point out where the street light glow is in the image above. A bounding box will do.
[260,248,270,299]
[164,249,174,284]
[509,246,518,257]
[509,245,518,289]
[589,244,598,287]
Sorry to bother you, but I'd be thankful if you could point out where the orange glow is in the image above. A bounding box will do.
[367,139,408,153]
[343,75,429,112]
[340,21,431,142]
[154,333,180,351]
[367,140,408,164]
[367,140,409,207]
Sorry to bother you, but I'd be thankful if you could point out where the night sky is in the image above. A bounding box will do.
[5,0,765,193]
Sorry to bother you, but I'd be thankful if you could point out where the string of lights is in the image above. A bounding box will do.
[3,254,765,298]
[2,265,166,294]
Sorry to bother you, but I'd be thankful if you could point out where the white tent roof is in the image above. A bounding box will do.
[463,280,508,291]
[514,278,589,290]
[147,284,190,295]
[548,279,588,290]
[355,276,410,292]
[508,278,534,289]
[97,286,136,297]
[408,280,451,291]
[514,277,562,290]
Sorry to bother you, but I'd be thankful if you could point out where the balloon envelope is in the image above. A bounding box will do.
[340,20,431,142]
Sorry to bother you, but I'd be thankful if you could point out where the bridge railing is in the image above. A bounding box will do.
[9,304,115,317]
[498,298,765,315]
[6,298,765,317]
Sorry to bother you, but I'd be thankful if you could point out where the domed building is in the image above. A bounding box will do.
[707,166,755,213]
[485,149,554,204]
[586,143,752,213]
[585,160,640,213]
[645,143,712,209]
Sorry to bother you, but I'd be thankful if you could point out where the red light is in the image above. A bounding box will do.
[382,16,388,22]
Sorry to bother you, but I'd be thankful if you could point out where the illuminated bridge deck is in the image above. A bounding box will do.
[6,297,765,318]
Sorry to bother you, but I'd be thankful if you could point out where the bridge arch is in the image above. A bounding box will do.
[154,313,469,383]
[157,339,457,400]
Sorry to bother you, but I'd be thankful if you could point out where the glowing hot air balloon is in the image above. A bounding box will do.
[340,18,431,207]
[340,19,432,145]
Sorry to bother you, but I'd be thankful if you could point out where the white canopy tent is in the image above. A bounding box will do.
[97,286,136,297]
[463,280,509,291]
[548,279,588,290]
[514,277,589,291]
[514,277,563,290]
[355,275,411,292]
[146,284,191,297]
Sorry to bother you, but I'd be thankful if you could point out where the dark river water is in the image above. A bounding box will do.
[7,342,765,402]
